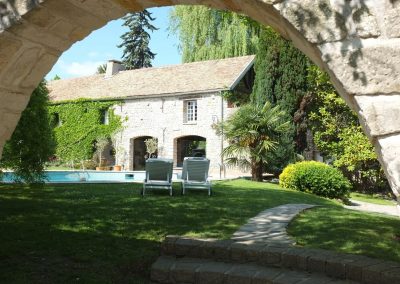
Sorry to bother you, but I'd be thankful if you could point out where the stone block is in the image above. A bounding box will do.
[161,235,179,255]
[175,237,203,257]
[213,239,234,261]
[0,35,23,69]
[224,264,260,284]
[319,39,400,96]
[195,262,233,284]
[67,0,127,21]
[21,52,59,89]
[230,242,249,263]
[41,0,105,31]
[8,22,71,52]
[170,258,204,284]
[0,89,31,112]
[259,246,287,267]
[362,261,400,284]
[252,267,282,284]
[385,1,400,38]
[0,46,41,89]
[375,135,400,198]
[277,0,347,44]
[382,267,400,284]
[344,255,384,282]
[150,256,174,283]
[355,95,400,137]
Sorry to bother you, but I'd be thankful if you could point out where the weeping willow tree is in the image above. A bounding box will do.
[169,6,261,63]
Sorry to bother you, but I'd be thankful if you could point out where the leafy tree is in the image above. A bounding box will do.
[307,66,389,193]
[52,75,61,80]
[118,10,157,70]
[216,101,290,181]
[96,64,107,74]
[0,81,55,183]
[169,6,260,63]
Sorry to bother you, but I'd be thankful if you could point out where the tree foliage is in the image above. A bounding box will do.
[118,10,157,70]
[48,101,123,163]
[307,66,389,193]
[169,6,260,63]
[251,27,311,174]
[216,102,290,181]
[96,64,107,74]
[0,81,55,183]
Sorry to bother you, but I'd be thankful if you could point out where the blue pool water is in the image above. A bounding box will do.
[1,170,155,183]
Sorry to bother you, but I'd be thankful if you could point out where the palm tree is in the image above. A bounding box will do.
[217,101,290,181]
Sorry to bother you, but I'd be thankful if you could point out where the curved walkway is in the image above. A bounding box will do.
[344,199,399,217]
[232,204,316,245]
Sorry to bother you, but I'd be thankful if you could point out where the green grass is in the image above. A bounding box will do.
[350,192,396,206]
[0,179,399,283]
[288,207,400,262]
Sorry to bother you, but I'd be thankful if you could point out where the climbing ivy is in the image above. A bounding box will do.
[48,100,123,163]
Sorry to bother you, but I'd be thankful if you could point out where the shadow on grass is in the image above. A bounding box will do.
[0,179,339,282]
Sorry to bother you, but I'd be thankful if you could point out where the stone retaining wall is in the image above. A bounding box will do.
[158,236,400,284]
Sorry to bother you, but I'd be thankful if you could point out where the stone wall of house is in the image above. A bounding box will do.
[113,92,240,178]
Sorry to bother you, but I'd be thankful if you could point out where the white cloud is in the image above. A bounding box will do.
[88,51,99,58]
[60,60,104,77]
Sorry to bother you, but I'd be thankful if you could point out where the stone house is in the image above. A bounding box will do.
[48,55,255,177]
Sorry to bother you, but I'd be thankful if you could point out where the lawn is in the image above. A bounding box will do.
[350,192,396,206]
[0,179,399,283]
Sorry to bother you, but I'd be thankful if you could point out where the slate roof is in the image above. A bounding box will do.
[48,55,255,102]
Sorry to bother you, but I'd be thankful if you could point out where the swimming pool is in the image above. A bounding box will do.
[1,170,179,183]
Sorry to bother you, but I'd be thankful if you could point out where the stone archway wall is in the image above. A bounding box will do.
[1,0,400,198]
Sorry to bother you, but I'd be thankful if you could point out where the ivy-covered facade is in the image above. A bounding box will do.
[48,100,123,164]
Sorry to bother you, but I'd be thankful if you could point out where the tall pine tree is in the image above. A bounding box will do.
[118,10,157,70]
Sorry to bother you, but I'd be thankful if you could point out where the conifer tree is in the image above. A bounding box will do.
[118,10,158,70]
[0,81,55,183]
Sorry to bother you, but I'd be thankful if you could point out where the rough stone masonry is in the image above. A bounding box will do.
[1,0,400,201]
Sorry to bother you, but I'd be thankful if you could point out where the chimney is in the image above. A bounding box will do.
[105,60,125,78]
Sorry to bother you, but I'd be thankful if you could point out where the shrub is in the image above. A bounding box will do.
[279,161,351,200]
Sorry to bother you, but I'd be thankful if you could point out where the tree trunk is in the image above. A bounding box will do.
[251,160,264,182]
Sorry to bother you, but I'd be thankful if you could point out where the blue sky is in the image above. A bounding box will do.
[46,7,181,80]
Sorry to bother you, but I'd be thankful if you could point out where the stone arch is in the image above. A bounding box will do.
[173,135,207,167]
[130,135,158,170]
[1,1,400,198]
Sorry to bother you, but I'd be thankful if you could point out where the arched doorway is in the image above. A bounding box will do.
[131,136,157,170]
[1,1,400,196]
[174,135,206,167]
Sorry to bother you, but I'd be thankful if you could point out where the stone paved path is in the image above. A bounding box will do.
[232,204,316,245]
[344,199,399,217]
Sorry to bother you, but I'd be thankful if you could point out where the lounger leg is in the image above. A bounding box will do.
[141,184,145,196]
[182,183,185,195]
[169,185,173,196]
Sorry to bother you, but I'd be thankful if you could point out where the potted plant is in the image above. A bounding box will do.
[145,138,158,159]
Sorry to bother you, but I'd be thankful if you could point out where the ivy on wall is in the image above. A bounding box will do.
[48,100,123,162]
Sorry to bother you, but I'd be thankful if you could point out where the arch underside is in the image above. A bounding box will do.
[1,0,400,197]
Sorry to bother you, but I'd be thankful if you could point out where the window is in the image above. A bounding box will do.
[101,109,109,125]
[184,100,197,123]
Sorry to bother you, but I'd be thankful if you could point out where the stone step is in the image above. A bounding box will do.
[151,256,359,284]
[159,236,400,284]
